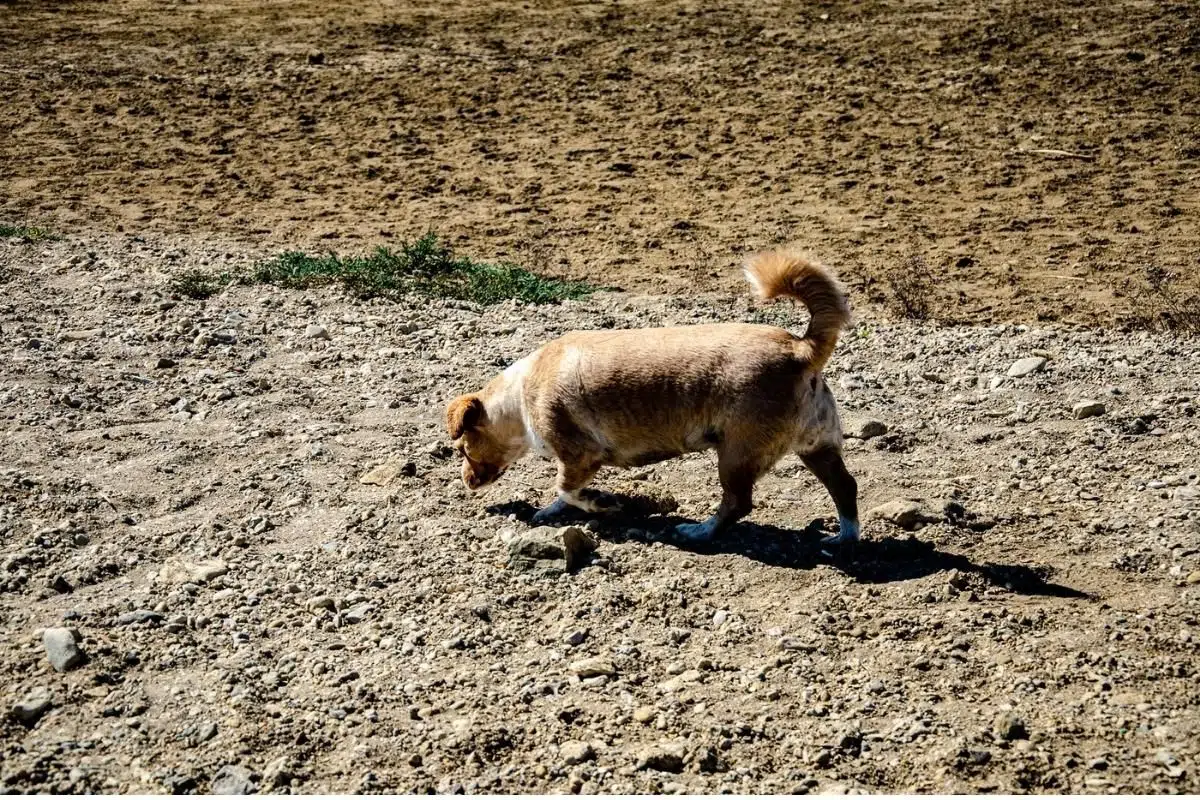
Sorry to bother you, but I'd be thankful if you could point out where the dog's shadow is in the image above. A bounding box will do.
[486,499,1093,600]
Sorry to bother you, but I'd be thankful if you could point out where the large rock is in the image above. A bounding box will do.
[1007,357,1047,378]
[867,500,926,530]
[10,687,53,724]
[211,764,257,795]
[569,656,617,678]
[1072,400,1106,419]
[42,628,85,672]
[507,526,597,575]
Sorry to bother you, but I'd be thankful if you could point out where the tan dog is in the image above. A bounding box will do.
[446,249,859,544]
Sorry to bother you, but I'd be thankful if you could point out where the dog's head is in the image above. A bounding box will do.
[446,393,516,490]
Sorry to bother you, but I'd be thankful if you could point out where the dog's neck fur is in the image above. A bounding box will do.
[478,356,536,460]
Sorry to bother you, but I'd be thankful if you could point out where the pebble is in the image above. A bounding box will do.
[867,500,925,529]
[1073,400,1106,419]
[359,460,406,486]
[1185,571,1200,586]
[1007,357,1047,378]
[849,419,889,440]
[712,609,729,627]
[42,627,85,672]
[569,656,617,678]
[9,687,53,724]
[306,595,336,613]
[304,323,330,340]
[211,764,257,795]
[116,610,165,626]
[563,629,588,646]
[633,705,657,724]
[992,711,1028,741]
[561,740,596,765]
[636,741,686,773]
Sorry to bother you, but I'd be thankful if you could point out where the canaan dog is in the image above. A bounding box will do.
[446,249,859,544]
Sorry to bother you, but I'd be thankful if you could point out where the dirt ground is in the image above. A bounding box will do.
[2,0,1200,795]
[2,0,1198,325]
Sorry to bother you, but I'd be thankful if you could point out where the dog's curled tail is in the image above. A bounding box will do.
[743,249,850,372]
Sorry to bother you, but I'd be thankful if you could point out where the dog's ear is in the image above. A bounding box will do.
[446,394,485,439]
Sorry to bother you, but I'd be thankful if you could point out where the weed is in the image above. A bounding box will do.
[1118,266,1200,333]
[169,268,232,300]
[0,224,59,243]
[882,253,939,320]
[248,233,594,304]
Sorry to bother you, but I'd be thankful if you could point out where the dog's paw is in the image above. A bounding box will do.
[531,498,569,525]
[675,520,718,542]
[821,517,860,545]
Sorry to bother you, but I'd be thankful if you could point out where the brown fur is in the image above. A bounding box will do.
[446,248,860,542]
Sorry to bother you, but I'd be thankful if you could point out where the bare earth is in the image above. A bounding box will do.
[1,0,1198,324]
[2,0,1200,795]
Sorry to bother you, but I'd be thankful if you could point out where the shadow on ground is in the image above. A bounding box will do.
[487,498,1094,601]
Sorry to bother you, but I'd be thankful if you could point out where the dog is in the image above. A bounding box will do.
[445,248,859,544]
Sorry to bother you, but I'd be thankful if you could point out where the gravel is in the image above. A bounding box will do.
[1,233,1198,793]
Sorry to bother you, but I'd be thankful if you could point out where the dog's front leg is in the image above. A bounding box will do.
[531,461,607,524]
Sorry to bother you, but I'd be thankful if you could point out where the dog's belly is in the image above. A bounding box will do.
[606,428,720,468]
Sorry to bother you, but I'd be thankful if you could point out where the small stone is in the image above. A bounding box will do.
[712,609,729,627]
[993,711,1028,741]
[10,687,53,724]
[778,636,817,652]
[48,574,73,594]
[848,419,888,440]
[562,525,599,572]
[342,603,373,624]
[867,500,925,529]
[636,741,686,773]
[569,656,617,678]
[211,764,256,795]
[154,357,177,369]
[1185,571,1200,586]
[1089,757,1109,770]
[359,460,405,486]
[116,609,165,626]
[561,740,595,765]
[563,629,588,647]
[42,627,85,672]
[633,706,657,724]
[306,595,335,613]
[304,323,330,340]
[1073,401,1106,419]
[1007,357,1047,378]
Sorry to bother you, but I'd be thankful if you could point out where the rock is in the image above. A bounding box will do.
[342,602,374,624]
[633,705,657,724]
[636,741,687,773]
[1073,400,1106,419]
[60,328,102,341]
[1174,486,1199,506]
[156,557,228,586]
[778,636,817,652]
[1185,571,1200,586]
[563,629,588,646]
[713,609,729,627]
[359,460,406,486]
[569,656,617,678]
[993,711,1028,741]
[306,595,336,613]
[304,323,330,340]
[116,609,165,626]
[1007,357,1047,378]
[562,525,599,572]
[848,419,889,440]
[48,574,73,594]
[867,500,925,529]
[42,627,85,672]
[507,525,597,574]
[262,755,294,789]
[10,687,53,724]
[154,357,177,369]
[211,764,257,795]
[561,740,595,765]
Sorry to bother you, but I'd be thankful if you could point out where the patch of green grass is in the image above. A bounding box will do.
[0,224,59,243]
[169,268,234,300]
[248,233,595,304]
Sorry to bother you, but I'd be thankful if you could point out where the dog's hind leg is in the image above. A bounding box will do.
[676,444,772,542]
[532,460,612,524]
[799,446,859,544]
